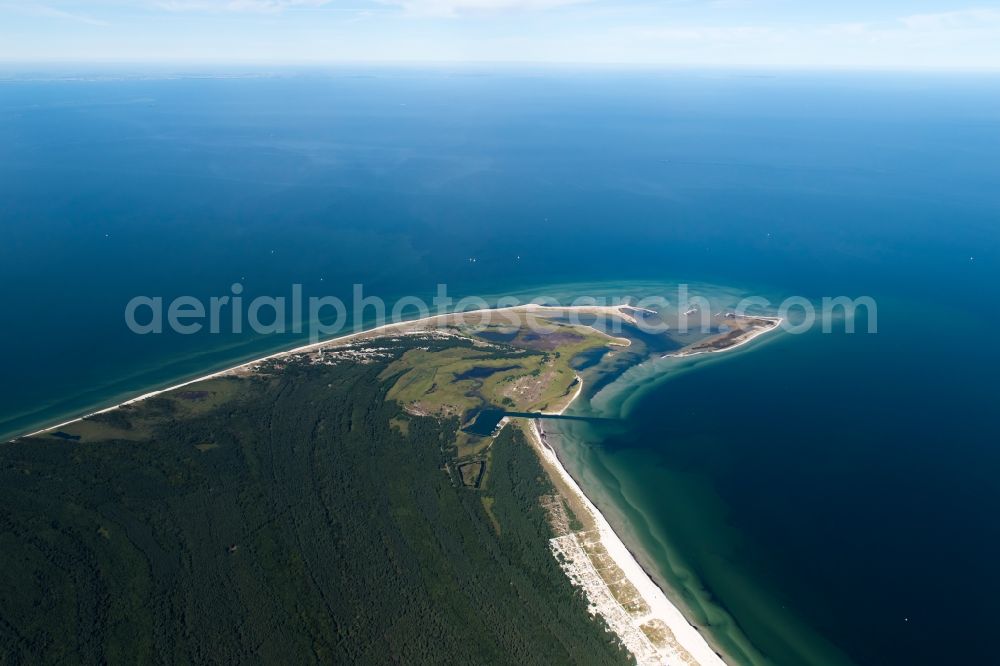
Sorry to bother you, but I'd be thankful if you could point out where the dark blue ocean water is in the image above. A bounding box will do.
[1,68,998,664]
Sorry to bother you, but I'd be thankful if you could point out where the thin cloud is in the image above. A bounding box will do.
[3,2,108,25]
[155,0,333,13]
[381,0,590,18]
[900,8,1000,31]
[634,25,772,42]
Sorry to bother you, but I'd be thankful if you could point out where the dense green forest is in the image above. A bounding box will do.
[0,338,629,664]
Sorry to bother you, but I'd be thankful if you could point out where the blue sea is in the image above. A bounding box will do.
[1,67,998,664]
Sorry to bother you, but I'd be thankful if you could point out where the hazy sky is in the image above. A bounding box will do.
[2,0,1000,68]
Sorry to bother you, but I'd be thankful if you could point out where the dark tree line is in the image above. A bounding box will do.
[0,340,628,665]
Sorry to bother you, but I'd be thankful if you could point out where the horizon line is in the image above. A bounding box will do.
[2,59,1000,75]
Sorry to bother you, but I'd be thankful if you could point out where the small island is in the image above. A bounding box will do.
[667,313,782,357]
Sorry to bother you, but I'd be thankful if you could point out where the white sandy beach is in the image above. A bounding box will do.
[19,303,632,440]
[527,377,727,666]
[666,315,783,359]
[19,302,745,664]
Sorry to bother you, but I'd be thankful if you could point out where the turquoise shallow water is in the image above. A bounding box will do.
[565,296,999,664]
[2,68,999,664]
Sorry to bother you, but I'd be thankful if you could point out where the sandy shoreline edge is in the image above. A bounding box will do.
[526,373,728,666]
[523,315,783,664]
[16,304,783,664]
[17,303,634,441]
[665,316,784,359]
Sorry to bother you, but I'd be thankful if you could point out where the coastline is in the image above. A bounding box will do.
[14,303,631,442]
[526,315,787,665]
[665,316,784,359]
[13,302,773,664]
[525,379,727,666]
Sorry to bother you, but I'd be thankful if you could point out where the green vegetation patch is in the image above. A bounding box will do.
[382,319,616,420]
[41,377,247,444]
[0,339,628,665]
